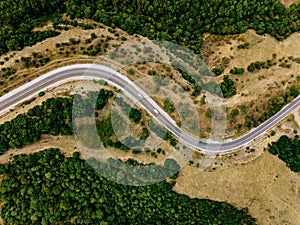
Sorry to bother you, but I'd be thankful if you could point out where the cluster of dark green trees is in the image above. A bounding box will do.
[0,149,256,224]
[64,0,300,54]
[267,86,298,119]
[177,67,236,98]
[220,76,237,98]
[0,0,64,54]
[247,60,274,72]
[1,27,60,54]
[1,0,300,55]
[230,67,245,75]
[268,86,299,114]
[95,155,181,185]
[0,89,114,154]
[200,75,236,99]
[212,67,224,76]
[0,97,73,153]
[178,68,203,97]
[20,53,51,69]
[164,98,175,114]
[268,135,300,172]
[179,67,236,98]
[0,67,17,80]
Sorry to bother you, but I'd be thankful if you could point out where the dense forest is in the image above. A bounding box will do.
[1,0,300,55]
[268,135,300,172]
[0,149,256,224]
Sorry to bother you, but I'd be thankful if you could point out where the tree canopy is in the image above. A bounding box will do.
[268,135,300,172]
[1,0,300,55]
[0,149,257,224]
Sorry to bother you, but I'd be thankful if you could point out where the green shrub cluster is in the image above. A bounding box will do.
[268,135,300,172]
[220,76,237,98]
[230,67,245,75]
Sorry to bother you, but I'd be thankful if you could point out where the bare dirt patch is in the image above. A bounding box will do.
[281,0,300,7]
[293,107,300,128]
[0,135,77,165]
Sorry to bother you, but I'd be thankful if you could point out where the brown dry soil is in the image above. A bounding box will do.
[0,135,77,164]
[281,0,300,7]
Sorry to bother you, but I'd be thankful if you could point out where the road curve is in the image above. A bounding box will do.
[0,64,299,154]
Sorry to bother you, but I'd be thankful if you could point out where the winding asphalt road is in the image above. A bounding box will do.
[0,64,299,154]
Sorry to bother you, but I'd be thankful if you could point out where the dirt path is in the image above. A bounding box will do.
[0,135,77,164]
[292,106,300,128]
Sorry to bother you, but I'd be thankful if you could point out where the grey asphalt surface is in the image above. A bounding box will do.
[0,64,299,154]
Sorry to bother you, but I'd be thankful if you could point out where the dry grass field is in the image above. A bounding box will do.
[174,150,300,225]
[201,30,300,137]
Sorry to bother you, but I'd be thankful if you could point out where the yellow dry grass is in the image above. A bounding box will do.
[174,151,300,225]
[201,30,300,138]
